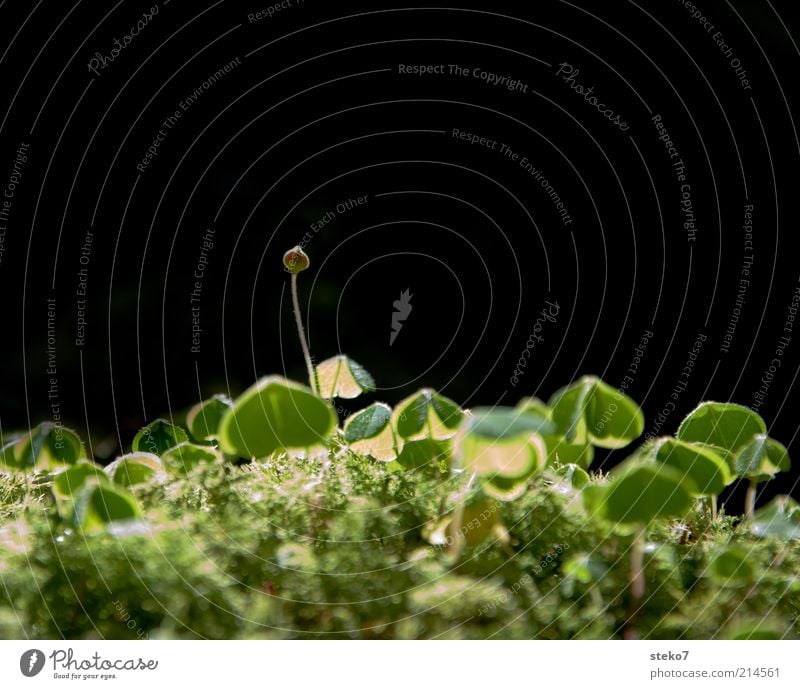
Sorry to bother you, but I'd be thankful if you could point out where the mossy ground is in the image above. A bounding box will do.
[1,445,798,639]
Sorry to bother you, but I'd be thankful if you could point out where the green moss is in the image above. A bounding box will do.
[1,452,798,639]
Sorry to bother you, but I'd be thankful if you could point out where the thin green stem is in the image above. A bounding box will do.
[711,495,718,521]
[291,273,317,394]
[625,525,647,640]
[745,481,757,520]
[630,526,646,602]
[448,471,477,561]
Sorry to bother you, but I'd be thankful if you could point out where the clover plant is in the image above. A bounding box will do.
[1,245,797,640]
[677,402,791,519]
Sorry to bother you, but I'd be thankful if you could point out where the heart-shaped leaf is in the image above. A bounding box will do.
[558,463,590,489]
[542,434,595,469]
[104,453,164,487]
[132,419,188,455]
[467,407,555,440]
[458,409,549,497]
[218,376,337,459]
[650,437,731,496]
[392,389,464,440]
[52,461,108,494]
[344,403,399,461]
[394,438,451,470]
[734,434,791,483]
[750,496,800,541]
[515,398,594,468]
[515,397,551,417]
[1,423,83,471]
[461,434,547,481]
[548,383,589,443]
[161,442,222,475]
[447,497,504,546]
[425,496,505,546]
[315,355,375,399]
[482,473,531,502]
[549,376,644,449]
[186,395,233,441]
[74,482,143,531]
[588,460,696,525]
[677,402,766,458]
[51,461,110,515]
[344,403,391,442]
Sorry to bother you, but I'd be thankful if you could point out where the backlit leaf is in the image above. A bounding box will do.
[132,419,188,455]
[218,376,337,459]
[161,443,222,476]
[542,434,594,469]
[559,463,590,489]
[482,474,530,502]
[74,482,142,531]
[750,496,800,541]
[344,403,392,442]
[1,423,83,470]
[468,407,555,440]
[461,434,546,480]
[52,461,108,497]
[104,453,164,487]
[393,389,464,441]
[344,403,398,461]
[650,437,731,496]
[186,395,233,441]
[677,402,766,456]
[315,355,375,399]
[734,434,791,483]
[395,438,451,470]
[592,460,696,525]
[549,376,643,449]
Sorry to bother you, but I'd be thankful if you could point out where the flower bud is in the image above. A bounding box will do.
[283,246,309,273]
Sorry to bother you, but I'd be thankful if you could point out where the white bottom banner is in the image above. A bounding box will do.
[0,640,798,687]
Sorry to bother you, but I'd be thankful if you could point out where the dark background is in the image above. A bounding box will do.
[1,0,799,510]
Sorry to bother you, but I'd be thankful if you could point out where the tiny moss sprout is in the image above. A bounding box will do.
[283,246,316,394]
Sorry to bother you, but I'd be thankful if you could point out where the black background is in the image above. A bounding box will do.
[1,0,799,510]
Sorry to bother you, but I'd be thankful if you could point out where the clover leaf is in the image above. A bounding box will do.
[104,452,165,487]
[73,481,143,532]
[677,402,766,463]
[186,395,233,441]
[750,496,800,541]
[734,434,790,483]
[649,437,732,496]
[315,355,376,399]
[344,402,400,461]
[548,376,644,449]
[161,442,223,476]
[1,423,83,471]
[392,389,464,441]
[587,460,697,525]
[218,376,337,459]
[132,419,188,455]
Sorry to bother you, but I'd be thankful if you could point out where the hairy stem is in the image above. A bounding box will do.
[710,494,718,520]
[291,273,317,394]
[745,481,757,520]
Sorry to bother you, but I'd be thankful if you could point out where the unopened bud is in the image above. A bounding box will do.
[283,246,309,273]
